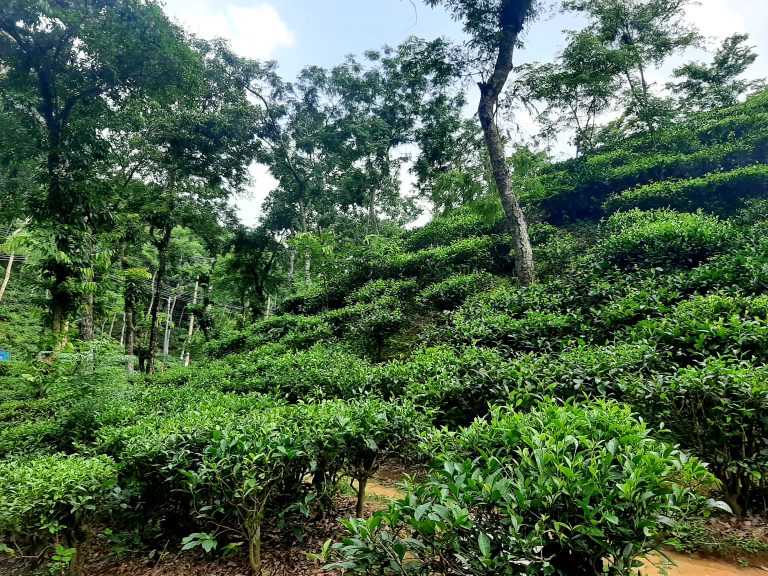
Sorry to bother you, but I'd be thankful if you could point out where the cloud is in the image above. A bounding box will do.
[162,0,294,60]
[684,1,768,78]
[686,0,748,41]
[231,163,279,227]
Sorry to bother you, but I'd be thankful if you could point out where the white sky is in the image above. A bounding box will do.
[161,0,768,227]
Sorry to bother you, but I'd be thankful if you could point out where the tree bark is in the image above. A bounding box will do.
[356,476,368,518]
[288,250,295,290]
[476,0,536,287]
[368,188,378,234]
[146,270,157,316]
[146,226,172,374]
[108,312,117,338]
[79,291,94,341]
[183,279,199,367]
[124,297,135,373]
[0,252,13,303]
[162,294,177,370]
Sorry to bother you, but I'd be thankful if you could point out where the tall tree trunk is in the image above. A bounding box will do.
[288,250,295,291]
[162,294,177,370]
[124,296,135,373]
[304,253,311,287]
[108,312,117,338]
[147,226,172,374]
[146,270,157,316]
[183,279,199,367]
[476,0,536,287]
[368,188,378,234]
[0,252,13,303]
[79,291,94,341]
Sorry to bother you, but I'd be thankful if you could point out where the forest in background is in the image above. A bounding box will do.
[2,1,768,575]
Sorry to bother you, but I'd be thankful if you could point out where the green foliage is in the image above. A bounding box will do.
[0,455,120,551]
[598,209,733,270]
[624,358,768,515]
[348,297,408,361]
[372,346,515,426]
[299,399,428,515]
[328,399,712,575]
[0,341,130,456]
[384,235,513,283]
[418,272,496,311]
[629,294,768,363]
[348,279,418,305]
[206,314,333,358]
[536,92,768,222]
[445,298,583,352]
[603,164,768,214]
[404,207,502,252]
[154,344,371,401]
[97,393,425,571]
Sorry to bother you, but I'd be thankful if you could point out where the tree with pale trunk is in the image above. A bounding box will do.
[425,0,540,286]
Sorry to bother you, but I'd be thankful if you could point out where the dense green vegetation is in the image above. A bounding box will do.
[2,0,768,574]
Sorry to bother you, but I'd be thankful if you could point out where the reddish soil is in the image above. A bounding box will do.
[641,553,768,575]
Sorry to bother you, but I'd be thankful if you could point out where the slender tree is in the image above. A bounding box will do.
[426,0,539,285]
[669,33,764,112]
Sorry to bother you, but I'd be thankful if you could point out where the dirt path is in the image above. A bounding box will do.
[641,553,767,575]
[364,477,768,576]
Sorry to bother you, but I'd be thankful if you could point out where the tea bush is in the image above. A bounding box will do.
[372,346,521,426]
[328,399,712,576]
[623,358,768,516]
[598,209,733,270]
[97,393,426,573]
[603,164,768,214]
[0,455,120,554]
[206,314,333,358]
[348,278,418,305]
[298,399,428,517]
[629,294,768,363]
[348,296,408,361]
[383,235,513,283]
[404,207,503,252]
[418,272,496,311]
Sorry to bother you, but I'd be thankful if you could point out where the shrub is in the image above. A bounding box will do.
[418,272,496,311]
[298,399,427,517]
[384,235,513,283]
[98,394,425,574]
[348,278,418,305]
[327,399,713,576]
[539,341,668,399]
[446,305,584,352]
[0,455,120,556]
[253,344,372,400]
[598,209,732,270]
[404,208,503,252]
[629,294,768,363]
[175,344,371,400]
[623,358,768,516]
[684,235,768,295]
[372,346,520,426]
[97,393,301,573]
[206,315,333,358]
[530,224,587,279]
[347,297,409,361]
[603,164,768,214]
